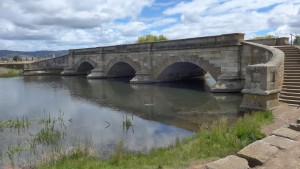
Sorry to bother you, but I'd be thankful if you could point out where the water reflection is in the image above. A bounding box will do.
[0,76,242,165]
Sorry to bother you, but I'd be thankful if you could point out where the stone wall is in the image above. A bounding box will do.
[240,41,284,111]
[23,55,68,75]
[246,37,289,46]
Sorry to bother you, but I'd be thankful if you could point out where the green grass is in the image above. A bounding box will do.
[0,68,22,77]
[40,111,273,169]
[0,116,29,131]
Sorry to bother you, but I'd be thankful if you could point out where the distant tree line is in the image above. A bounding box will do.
[293,36,300,45]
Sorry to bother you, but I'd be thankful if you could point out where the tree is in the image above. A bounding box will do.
[12,55,22,62]
[136,34,168,43]
[251,35,276,40]
[293,36,300,45]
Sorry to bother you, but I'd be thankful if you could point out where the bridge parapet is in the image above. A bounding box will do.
[71,33,244,55]
[240,41,284,111]
[23,55,68,75]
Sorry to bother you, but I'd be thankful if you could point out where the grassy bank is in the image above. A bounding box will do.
[0,67,22,77]
[40,111,273,169]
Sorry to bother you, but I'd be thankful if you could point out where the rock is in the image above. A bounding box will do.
[205,155,249,169]
[271,127,300,140]
[261,135,295,150]
[297,117,300,124]
[237,140,279,167]
[289,123,300,131]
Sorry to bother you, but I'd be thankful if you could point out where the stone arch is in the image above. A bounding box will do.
[105,56,142,77]
[74,57,98,71]
[75,57,97,74]
[154,55,221,81]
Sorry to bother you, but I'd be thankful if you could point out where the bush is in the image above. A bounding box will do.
[251,35,277,40]
[136,34,168,43]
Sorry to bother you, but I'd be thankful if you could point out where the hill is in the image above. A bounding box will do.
[0,50,68,58]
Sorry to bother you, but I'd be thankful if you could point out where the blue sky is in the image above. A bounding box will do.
[0,0,299,51]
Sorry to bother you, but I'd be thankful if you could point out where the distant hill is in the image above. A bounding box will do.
[0,50,68,58]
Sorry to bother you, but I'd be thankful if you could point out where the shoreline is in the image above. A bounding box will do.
[0,67,22,77]
[187,102,300,169]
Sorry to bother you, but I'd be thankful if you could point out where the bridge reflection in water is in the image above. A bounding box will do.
[23,76,242,131]
[0,76,242,155]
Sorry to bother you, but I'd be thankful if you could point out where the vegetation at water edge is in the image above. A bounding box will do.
[40,111,273,169]
[0,68,22,77]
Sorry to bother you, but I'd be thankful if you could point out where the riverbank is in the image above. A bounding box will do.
[0,67,22,77]
[187,103,300,169]
[38,111,273,169]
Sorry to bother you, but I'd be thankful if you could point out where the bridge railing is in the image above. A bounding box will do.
[240,41,284,111]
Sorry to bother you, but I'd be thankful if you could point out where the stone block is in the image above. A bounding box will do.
[288,123,300,131]
[237,140,279,167]
[205,155,249,169]
[271,127,300,140]
[261,135,295,150]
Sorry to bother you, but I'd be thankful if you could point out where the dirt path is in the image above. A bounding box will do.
[186,103,300,169]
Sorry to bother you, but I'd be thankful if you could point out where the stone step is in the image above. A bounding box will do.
[285,52,300,54]
[284,58,300,61]
[285,54,300,56]
[284,73,300,76]
[283,82,300,86]
[285,64,300,67]
[284,75,300,79]
[283,79,300,82]
[282,85,300,89]
[281,88,300,93]
[284,69,300,72]
[284,61,300,63]
[281,91,300,97]
[288,123,300,131]
[284,67,300,70]
[278,51,298,53]
[279,98,300,104]
[284,53,300,59]
[280,95,300,101]
[276,49,299,52]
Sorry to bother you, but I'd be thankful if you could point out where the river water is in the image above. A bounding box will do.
[0,76,242,166]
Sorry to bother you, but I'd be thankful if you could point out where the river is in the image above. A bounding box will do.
[0,76,242,166]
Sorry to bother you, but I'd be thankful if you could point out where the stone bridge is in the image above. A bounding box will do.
[24,33,284,112]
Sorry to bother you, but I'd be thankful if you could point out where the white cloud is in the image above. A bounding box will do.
[162,0,300,39]
[1,0,300,51]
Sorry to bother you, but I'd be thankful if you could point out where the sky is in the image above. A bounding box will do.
[0,0,300,51]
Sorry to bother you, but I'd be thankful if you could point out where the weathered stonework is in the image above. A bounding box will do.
[237,140,279,167]
[240,42,284,111]
[205,155,249,169]
[271,127,300,140]
[23,33,285,112]
[261,135,295,150]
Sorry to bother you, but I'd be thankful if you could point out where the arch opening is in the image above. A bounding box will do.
[76,62,95,75]
[157,62,206,82]
[106,62,136,78]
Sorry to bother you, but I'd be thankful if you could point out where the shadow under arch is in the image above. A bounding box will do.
[156,62,206,82]
[76,61,95,75]
[106,62,136,78]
